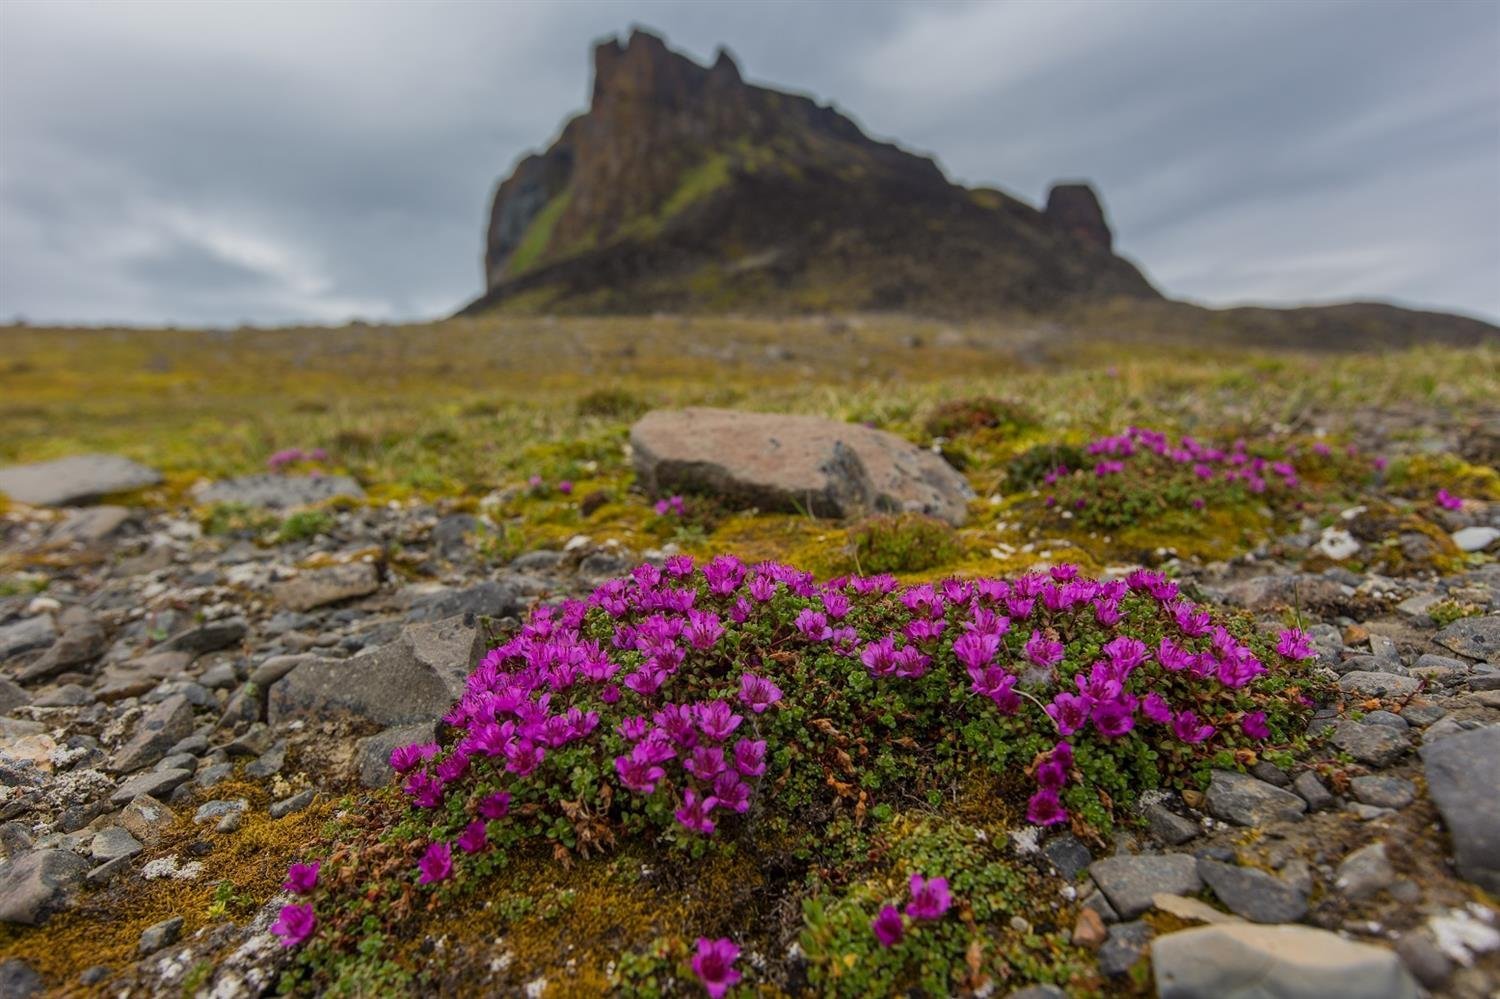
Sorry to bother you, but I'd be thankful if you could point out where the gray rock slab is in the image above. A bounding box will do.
[1089,854,1202,918]
[0,616,57,662]
[1152,923,1418,998]
[109,694,194,773]
[0,455,160,507]
[354,722,438,788]
[1335,842,1396,902]
[1197,859,1307,923]
[110,768,192,807]
[1331,721,1410,767]
[1435,615,1500,661]
[1337,671,1421,699]
[1419,725,1500,892]
[1204,770,1307,827]
[0,849,91,925]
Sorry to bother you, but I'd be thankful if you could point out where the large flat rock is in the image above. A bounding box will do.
[1420,725,1500,892]
[196,473,364,509]
[0,455,160,507]
[0,849,91,926]
[1152,923,1417,998]
[630,408,974,525]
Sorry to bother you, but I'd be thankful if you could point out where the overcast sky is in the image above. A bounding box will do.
[2,0,1497,326]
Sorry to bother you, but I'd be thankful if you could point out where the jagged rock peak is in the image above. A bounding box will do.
[1045,181,1113,252]
[590,28,741,108]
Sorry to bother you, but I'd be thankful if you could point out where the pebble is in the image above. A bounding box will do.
[1152,923,1419,998]
[1089,854,1202,918]
[1197,859,1308,923]
[137,915,184,955]
[1350,775,1416,809]
[1336,842,1397,902]
[1204,770,1307,827]
[269,789,315,819]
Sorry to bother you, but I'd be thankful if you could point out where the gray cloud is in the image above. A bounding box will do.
[1,0,1496,326]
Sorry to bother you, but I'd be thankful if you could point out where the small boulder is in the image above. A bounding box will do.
[1435,615,1500,661]
[109,694,195,773]
[1197,859,1307,923]
[1330,721,1410,768]
[630,408,974,526]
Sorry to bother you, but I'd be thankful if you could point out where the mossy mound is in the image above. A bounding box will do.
[272,556,1320,995]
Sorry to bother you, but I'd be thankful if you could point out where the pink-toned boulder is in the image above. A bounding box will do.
[630,408,973,525]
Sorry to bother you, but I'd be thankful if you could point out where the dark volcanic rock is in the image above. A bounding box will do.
[1045,182,1113,251]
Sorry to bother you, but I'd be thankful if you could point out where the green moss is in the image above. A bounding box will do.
[506,187,572,276]
[846,514,962,574]
[659,154,731,219]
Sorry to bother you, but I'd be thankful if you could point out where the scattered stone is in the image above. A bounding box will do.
[79,966,111,986]
[1098,920,1151,976]
[1197,859,1307,923]
[196,473,364,509]
[354,722,438,788]
[33,683,92,707]
[1336,842,1397,902]
[248,653,316,687]
[1395,931,1453,990]
[90,825,143,862]
[1073,906,1107,949]
[95,651,193,702]
[50,506,131,546]
[0,454,160,506]
[0,677,31,715]
[0,616,57,663]
[109,767,192,807]
[1360,709,1408,730]
[1222,574,1348,613]
[270,789,315,819]
[1089,854,1202,918]
[1204,770,1307,827]
[109,693,195,773]
[161,617,247,655]
[1144,802,1199,845]
[0,848,91,925]
[1330,721,1410,767]
[244,740,287,779]
[1452,526,1500,552]
[404,579,522,623]
[1435,615,1500,661]
[1005,988,1067,999]
[272,562,380,612]
[1030,831,1089,880]
[138,915,184,955]
[1337,671,1421,699]
[1151,893,1244,926]
[119,794,175,844]
[18,612,107,681]
[1315,527,1360,561]
[1419,725,1500,892]
[1152,923,1418,998]
[194,798,249,827]
[0,958,43,998]
[1350,775,1416,809]
[630,407,975,525]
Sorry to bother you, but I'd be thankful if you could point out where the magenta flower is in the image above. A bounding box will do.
[271,902,316,948]
[1141,692,1173,725]
[477,791,511,819]
[1045,691,1094,736]
[905,874,952,921]
[283,861,319,895]
[558,480,573,495]
[695,701,743,742]
[691,937,742,998]
[733,738,767,777]
[1436,488,1463,510]
[684,745,728,781]
[390,741,439,774]
[1171,710,1216,744]
[953,631,1000,672]
[1241,711,1271,740]
[1091,698,1137,739]
[456,820,488,855]
[1024,630,1065,669]
[737,673,783,713]
[871,905,905,947]
[1026,787,1069,826]
[685,610,725,650]
[417,842,452,884]
[713,772,753,813]
[1275,627,1316,661]
[795,608,833,641]
[616,747,667,794]
[675,788,718,835]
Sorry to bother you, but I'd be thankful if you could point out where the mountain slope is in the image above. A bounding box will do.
[462,30,1158,317]
[459,31,1496,348]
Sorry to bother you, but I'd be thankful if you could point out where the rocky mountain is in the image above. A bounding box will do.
[459,30,1497,348]
[461,30,1158,317]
